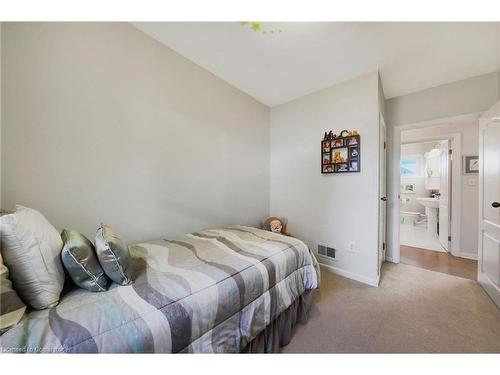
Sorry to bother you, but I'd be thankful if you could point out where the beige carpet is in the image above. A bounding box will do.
[282,263,500,353]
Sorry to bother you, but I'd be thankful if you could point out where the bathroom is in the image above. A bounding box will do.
[400,140,450,252]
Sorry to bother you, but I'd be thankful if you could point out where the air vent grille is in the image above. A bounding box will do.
[318,244,335,259]
[318,244,327,256]
[327,247,335,258]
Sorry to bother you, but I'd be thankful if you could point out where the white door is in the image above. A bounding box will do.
[378,115,387,278]
[478,101,500,308]
[438,140,450,250]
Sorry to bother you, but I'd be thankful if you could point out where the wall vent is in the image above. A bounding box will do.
[318,244,335,259]
[318,244,327,256]
[326,247,335,258]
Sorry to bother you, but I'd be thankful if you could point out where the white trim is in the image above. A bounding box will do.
[477,102,500,309]
[319,262,380,287]
[378,112,387,275]
[385,256,396,263]
[387,112,481,263]
[455,252,478,261]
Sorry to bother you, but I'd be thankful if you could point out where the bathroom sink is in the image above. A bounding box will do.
[416,197,439,208]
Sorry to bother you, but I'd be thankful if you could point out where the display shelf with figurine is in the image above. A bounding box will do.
[321,130,360,174]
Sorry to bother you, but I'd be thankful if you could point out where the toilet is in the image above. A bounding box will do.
[400,211,424,225]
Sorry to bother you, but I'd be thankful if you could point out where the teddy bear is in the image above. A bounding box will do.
[262,216,289,236]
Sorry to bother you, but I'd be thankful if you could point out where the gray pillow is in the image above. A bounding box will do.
[0,205,65,309]
[0,252,27,334]
[61,229,109,292]
[95,224,132,285]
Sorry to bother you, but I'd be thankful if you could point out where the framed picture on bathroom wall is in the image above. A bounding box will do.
[400,155,423,177]
[400,183,416,194]
[463,155,479,174]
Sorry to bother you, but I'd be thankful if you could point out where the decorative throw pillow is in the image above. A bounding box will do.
[61,229,109,292]
[95,224,132,285]
[0,205,65,309]
[0,252,27,334]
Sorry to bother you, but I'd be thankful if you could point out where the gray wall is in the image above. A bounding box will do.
[1,23,270,244]
[270,72,381,285]
[386,71,499,127]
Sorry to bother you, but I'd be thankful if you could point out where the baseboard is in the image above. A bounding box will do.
[385,256,398,263]
[478,272,500,309]
[454,252,478,260]
[319,262,380,287]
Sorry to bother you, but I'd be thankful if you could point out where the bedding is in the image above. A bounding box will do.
[0,253,27,334]
[0,225,319,353]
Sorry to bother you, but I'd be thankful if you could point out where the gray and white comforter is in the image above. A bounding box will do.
[0,226,319,353]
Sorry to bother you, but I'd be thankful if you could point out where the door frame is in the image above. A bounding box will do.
[378,113,387,277]
[387,112,481,263]
[477,101,500,308]
[400,134,459,254]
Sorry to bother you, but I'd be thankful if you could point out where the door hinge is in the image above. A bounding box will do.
[448,236,452,242]
[449,149,452,155]
[383,242,385,250]
[384,141,386,149]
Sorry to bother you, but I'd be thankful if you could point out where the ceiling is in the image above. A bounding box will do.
[132,22,500,107]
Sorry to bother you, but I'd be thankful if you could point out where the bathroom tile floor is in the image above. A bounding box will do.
[400,223,446,252]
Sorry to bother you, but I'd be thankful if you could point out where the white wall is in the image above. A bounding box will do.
[401,123,479,258]
[270,72,381,285]
[1,23,270,244]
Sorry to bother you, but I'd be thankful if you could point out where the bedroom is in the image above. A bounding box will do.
[1,0,500,373]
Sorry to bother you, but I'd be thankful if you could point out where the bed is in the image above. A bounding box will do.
[0,225,320,353]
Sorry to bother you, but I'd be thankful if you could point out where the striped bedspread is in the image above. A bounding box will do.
[0,226,319,353]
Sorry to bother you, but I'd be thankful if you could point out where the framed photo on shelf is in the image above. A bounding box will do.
[335,163,348,172]
[332,148,348,163]
[346,137,358,146]
[332,139,343,148]
[349,160,359,172]
[322,164,334,173]
[349,147,359,158]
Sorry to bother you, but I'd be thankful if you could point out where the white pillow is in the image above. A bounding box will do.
[0,205,65,309]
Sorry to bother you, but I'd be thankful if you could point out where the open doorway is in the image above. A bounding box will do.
[387,115,480,281]
[399,139,450,252]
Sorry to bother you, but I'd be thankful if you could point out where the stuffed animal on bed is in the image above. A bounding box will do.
[262,216,289,236]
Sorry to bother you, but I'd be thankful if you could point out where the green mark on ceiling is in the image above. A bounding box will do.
[240,21,283,35]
